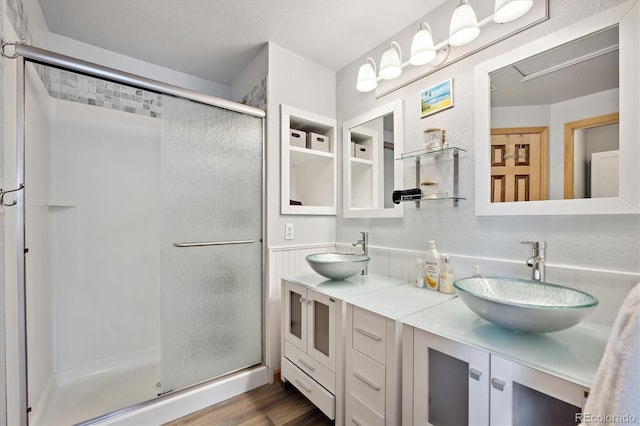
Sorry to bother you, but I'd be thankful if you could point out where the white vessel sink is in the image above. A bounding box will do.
[305,253,370,280]
[453,277,599,333]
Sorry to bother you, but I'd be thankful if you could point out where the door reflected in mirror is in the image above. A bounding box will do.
[489,26,619,202]
[343,101,403,218]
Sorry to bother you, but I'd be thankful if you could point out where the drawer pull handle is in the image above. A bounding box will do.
[469,368,483,381]
[354,372,380,391]
[492,378,506,392]
[355,327,382,341]
[351,416,364,426]
[297,358,315,371]
[295,379,312,393]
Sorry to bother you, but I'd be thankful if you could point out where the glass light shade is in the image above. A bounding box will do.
[356,60,377,92]
[410,27,437,66]
[449,1,480,47]
[379,43,402,80]
[493,0,534,23]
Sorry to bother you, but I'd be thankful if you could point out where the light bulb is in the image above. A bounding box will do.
[449,0,480,47]
[379,42,402,80]
[494,0,534,23]
[356,58,377,92]
[410,23,437,66]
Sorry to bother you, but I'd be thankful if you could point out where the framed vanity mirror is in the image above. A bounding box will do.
[474,1,639,216]
[343,100,404,218]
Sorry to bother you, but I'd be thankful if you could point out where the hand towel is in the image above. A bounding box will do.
[583,283,640,425]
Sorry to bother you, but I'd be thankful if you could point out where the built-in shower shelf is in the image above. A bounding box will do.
[48,200,76,207]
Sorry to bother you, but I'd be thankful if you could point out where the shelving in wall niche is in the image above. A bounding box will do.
[281,105,337,215]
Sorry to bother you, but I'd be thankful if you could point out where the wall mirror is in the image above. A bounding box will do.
[474,1,638,215]
[343,100,404,218]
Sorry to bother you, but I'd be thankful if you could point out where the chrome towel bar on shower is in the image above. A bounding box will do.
[173,239,255,248]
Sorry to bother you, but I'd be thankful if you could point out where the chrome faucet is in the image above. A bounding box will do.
[352,232,369,275]
[521,241,546,282]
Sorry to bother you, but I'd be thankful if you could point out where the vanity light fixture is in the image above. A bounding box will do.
[449,0,480,47]
[355,0,535,93]
[379,42,403,80]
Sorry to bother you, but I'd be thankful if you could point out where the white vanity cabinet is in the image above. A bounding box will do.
[282,280,338,419]
[280,273,405,424]
[401,299,611,426]
[344,284,456,425]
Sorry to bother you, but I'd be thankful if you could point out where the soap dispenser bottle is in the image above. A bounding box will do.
[439,255,455,294]
[472,265,483,278]
[415,258,424,288]
[424,240,440,290]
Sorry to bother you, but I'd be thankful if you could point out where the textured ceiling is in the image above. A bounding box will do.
[38,0,446,85]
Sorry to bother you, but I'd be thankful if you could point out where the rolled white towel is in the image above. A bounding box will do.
[582,283,640,425]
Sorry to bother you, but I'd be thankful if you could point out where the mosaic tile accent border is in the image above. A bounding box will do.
[48,68,163,118]
[242,77,267,111]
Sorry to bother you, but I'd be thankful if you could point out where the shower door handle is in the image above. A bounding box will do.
[173,239,255,248]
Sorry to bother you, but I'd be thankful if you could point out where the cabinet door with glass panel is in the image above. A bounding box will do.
[282,281,336,371]
[404,328,588,426]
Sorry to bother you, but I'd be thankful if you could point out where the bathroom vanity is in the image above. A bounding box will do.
[401,298,611,425]
[281,274,611,425]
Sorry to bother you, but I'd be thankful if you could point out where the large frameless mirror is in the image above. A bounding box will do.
[342,100,404,218]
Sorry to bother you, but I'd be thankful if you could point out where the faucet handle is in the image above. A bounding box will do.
[521,240,539,255]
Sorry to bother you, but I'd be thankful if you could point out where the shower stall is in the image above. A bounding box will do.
[7,44,266,425]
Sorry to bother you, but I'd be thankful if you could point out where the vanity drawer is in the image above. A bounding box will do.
[282,357,335,420]
[353,306,386,364]
[346,392,385,426]
[347,348,386,414]
[285,340,335,393]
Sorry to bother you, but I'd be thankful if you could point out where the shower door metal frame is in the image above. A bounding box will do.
[8,43,267,425]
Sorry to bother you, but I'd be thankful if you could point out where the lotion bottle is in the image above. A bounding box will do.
[439,255,455,294]
[423,241,440,290]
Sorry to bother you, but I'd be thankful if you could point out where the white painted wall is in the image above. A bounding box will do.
[335,0,638,275]
[265,43,336,372]
[230,44,268,103]
[48,34,231,99]
[50,100,161,370]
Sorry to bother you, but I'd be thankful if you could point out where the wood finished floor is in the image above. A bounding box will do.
[164,381,334,426]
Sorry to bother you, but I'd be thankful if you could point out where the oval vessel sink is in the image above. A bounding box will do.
[306,253,370,280]
[454,277,598,333]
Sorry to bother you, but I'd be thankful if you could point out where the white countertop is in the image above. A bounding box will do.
[346,282,457,320]
[281,272,405,300]
[401,298,611,388]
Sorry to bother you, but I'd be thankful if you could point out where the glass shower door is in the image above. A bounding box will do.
[160,96,263,393]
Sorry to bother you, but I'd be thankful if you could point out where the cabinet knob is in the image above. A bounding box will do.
[469,368,483,381]
[300,297,306,304]
[491,378,506,392]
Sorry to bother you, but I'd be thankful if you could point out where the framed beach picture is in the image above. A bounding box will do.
[420,79,453,118]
